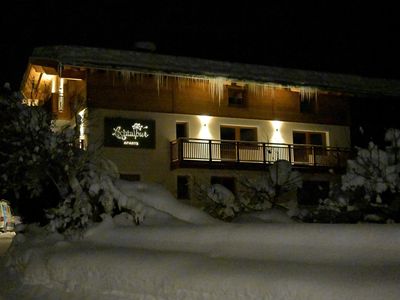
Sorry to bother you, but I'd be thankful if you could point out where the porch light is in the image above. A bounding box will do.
[199,115,211,127]
[198,115,212,139]
[271,120,284,143]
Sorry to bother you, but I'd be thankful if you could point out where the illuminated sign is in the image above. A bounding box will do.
[104,118,156,148]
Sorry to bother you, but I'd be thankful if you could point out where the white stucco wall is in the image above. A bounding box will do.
[88,108,350,195]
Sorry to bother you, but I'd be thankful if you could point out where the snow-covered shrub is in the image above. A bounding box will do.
[0,85,141,231]
[307,129,400,223]
[203,184,240,220]
[45,157,137,233]
[239,160,302,213]
[0,86,75,223]
[342,142,399,198]
[196,160,302,221]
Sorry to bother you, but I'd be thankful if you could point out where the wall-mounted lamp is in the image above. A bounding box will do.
[271,120,284,143]
[198,115,212,139]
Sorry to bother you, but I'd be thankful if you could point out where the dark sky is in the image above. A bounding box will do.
[1,1,400,144]
[2,1,400,88]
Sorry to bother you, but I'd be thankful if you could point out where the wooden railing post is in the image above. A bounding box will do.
[178,139,183,162]
[288,144,292,164]
[312,146,316,166]
[236,141,240,162]
[262,143,266,164]
[208,140,212,162]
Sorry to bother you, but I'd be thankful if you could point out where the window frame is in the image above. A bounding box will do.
[226,83,247,108]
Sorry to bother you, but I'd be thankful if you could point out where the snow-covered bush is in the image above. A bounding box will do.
[308,129,400,223]
[0,86,74,223]
[202,184,240,220]
[0,85,141,232]
[239,160,302,213]
[45,157,137,233]
[196,160,302,221]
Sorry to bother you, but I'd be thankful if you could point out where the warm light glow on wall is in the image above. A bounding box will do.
[51,77,57,93]
[78,109,86,138]
[271,120,284,143]
[41,73,57,93]
[58,78,64,112]
[198,115,212,139]
[78,108,87,149]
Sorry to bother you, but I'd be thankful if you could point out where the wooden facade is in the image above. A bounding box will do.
[86,70,351,126]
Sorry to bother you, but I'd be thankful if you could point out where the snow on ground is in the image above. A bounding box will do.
[1,182,400,299]
[0,232,15,256]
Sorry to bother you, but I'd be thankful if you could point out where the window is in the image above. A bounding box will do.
[297,180,329,206]
[220,126,257,141]
[220,126,258,159]
[227,83,247,107]
[293,131,326,146]
[177,176,190,200]
[293,131,327,163]
[176,122,188,139]
[211,176,236,194]
[240,128,257,142]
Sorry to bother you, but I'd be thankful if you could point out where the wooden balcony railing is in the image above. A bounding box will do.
[170,138,352,171]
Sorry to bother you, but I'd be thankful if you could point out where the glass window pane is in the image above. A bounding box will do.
[240,128,257,141]
[221,127,236,140]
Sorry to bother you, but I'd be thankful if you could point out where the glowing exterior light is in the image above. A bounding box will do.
[271,120,284,143]
[40,73,57,93]
[199,115,211,127]
[58,78,64,112]
[78,108,87,149]
[198,115,212,139]
[51,77,56,93]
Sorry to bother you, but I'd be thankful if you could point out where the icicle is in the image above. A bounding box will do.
[154,73,171,96]
[208,77,225,105]
[248,83,276,98]
[120,70,133,86]
[300,87,318,102]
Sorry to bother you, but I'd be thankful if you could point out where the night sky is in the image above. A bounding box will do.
[1,1,400,144]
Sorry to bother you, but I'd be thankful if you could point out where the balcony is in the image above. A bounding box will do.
[170,138,352,171]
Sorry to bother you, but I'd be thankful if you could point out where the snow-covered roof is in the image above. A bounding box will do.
[31,45,400,97]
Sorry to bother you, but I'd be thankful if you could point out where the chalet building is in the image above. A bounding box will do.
[19,46,400,206]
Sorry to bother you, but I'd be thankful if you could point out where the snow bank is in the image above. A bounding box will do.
[5,243,400,300]
[84,220,400,266]
[116,180,219,225]
[2,179,400,299]
[233,209,296,223]
[2,222,400,300]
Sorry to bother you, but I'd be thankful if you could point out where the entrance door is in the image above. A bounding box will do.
[220,127,236,160]
[293,131,326,163]
[220,126,257,160]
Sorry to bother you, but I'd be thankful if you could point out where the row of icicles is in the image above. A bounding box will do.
[98,69,318,105]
